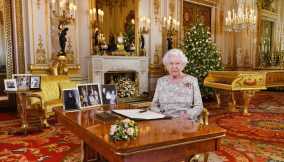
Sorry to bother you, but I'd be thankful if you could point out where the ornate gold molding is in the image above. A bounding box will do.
[66,37,74,64]
[153,44,162,65]
[35,35,47,64]
[189,0,217,7]
[169,0,175,17]
[153,0,160,24]
[3,0,13,78]
[149,44,165,76]
[14,0,25,73]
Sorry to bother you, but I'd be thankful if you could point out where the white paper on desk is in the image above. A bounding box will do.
[112,109,166,120]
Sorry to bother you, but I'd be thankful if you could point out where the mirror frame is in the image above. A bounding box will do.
[256,0,279,68]
[89,0,140,56]
[2,0,14,78]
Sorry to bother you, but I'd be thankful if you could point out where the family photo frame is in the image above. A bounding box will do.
[60,83,117,112]
[30,76,41,90]
[77,83,102,109]
[62,88,81,111]
[12,74,32,91]
[4,79,17,91]
[101,84,117,105]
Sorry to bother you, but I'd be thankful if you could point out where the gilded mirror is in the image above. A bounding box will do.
[0,0,14,93]
[0,7,5,73]
[89,0,139,56]
[257,0,280,67]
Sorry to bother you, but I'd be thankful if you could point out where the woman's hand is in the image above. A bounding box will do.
[179,111,188,119]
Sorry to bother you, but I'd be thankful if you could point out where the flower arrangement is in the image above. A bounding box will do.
[114,77,138,98]
[109,118,139,141]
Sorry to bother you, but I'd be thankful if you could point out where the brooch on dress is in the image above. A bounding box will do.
[184,82,192,89]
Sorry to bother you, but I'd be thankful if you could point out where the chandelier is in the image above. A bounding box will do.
[225,0,256,32]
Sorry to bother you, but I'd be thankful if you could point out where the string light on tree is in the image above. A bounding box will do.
[182,23,223,96]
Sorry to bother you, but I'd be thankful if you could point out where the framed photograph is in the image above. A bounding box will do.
[78,83,102,108]
[62,88,81,111]
[4,79,17,91]
[101,84,117,105]
[12,74,31,91]
[30,76,41,90]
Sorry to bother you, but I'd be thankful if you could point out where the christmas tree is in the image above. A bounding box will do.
[123,11,135,52]
[123,22,135,52]
[182,23,223,96]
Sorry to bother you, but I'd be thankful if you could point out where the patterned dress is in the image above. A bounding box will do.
[151,75,203,120]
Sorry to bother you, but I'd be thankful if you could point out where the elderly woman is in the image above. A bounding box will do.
[151,48,203,121]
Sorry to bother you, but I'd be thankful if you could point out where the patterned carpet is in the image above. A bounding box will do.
[0,91,283,162]
[0,125,80,162]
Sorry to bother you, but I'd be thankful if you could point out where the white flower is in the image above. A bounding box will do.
[110,125,117,135]
[126,127,134,136]
[123,118,131,124]
[124,123,129,128]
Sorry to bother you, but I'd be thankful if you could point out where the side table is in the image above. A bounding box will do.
[6,90,45,135]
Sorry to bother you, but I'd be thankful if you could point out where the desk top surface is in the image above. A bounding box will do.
[55,104,226,155]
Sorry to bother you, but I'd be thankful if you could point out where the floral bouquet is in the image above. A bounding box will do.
[115,77,138,98]
[109,118,139,141]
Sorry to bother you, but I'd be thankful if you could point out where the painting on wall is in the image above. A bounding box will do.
[261,0,276,12]
[183,1,211,31]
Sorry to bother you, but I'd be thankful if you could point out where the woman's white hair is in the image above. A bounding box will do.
[162,48,189,66]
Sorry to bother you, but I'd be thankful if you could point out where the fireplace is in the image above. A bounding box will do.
[88,56,149,96]
[104,71,138,98]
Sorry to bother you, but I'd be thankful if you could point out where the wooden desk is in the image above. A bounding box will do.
[55,106,226,162]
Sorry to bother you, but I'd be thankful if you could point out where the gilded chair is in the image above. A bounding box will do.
[30,75,77,126]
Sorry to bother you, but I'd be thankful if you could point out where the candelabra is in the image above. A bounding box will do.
[225,0,256,32]
[89,7,105,55]
[89,8,104,29]
[51,0,77,28]
[51,0,76,56]
[139,16,150,34]
[139,16,150,55]
[161,16,180,50]
[162,16,180,36]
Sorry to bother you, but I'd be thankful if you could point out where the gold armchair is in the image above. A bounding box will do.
[30,75,77,126]
[199,108,209,126]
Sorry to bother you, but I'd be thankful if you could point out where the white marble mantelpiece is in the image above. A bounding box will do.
[88,56,149,94]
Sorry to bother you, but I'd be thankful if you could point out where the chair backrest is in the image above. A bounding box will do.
[41,75,70,101]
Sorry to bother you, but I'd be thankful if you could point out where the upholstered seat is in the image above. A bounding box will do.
[30,75,77,125]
